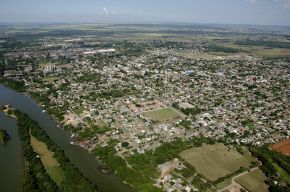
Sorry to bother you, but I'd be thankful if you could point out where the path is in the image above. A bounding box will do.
[218,166,260,192]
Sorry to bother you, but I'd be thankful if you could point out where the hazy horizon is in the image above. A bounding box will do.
[1,0,290,26]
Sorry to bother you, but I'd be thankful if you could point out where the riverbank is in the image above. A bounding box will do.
[30,134,65,187]
[6,107,100,192]
[0,129,10,145]
[0,83,109,175]
[0,111,23,192]
[0,80,128,179]
[0,84,133,192]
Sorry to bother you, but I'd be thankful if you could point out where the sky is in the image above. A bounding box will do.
[0,0,290,26]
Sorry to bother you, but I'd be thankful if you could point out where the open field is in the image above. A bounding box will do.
[255,48,290,58]
[31,135,65,186]
[180,143,256,181]
[43,76,59,82]
[272,138,290,155]
[143,107,181,122]
[235,169,268,192]
[216,179,232,190]
[38,62,58,68]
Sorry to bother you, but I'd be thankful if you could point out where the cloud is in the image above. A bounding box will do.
[103,7,109,15]
[99,7,117,16]
[245,0,256,3]
[272,0,290,9]
[246,0,290,9]
[280,0,290,9]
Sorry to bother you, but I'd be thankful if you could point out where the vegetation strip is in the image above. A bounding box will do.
[4,107,99,192]
[0,128,10,145]
[30,135,65,187]
[250,147,290,191]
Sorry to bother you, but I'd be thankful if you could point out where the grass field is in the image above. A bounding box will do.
[235,169,268,192]
[143,107,181,122]
[255,48,290,58]
[43,76,59,82]
[180,143,256,181]
[31,135,65,186]
[216,179,232,190]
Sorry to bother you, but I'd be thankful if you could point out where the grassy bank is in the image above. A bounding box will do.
[30,135,65,186]
[9,108,99,192]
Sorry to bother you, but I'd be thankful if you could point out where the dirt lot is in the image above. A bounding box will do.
[272,138,290,155]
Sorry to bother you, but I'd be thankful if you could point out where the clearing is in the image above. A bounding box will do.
[272,138,290,155]
[180,143,256,181]
[235,169,268,192]
[255,48,290,58]
[31,135,65,186]
[143,107,181,122]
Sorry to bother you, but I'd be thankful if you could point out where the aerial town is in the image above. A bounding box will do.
[0,24,289,192]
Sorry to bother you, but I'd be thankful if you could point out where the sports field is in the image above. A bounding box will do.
[31,135,65,186]
[180,143,256,181]
[235,169,268,192]
[143,107,180,122]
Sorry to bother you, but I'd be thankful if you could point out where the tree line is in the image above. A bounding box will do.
[250,146,290,192]
[12,109,100,192]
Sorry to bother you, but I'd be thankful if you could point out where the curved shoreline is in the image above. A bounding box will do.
[0,83,134,192]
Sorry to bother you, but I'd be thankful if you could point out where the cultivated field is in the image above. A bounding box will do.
[235,169,268,192]
[143,107,181,122]
[255,48,290,58]
[180,143,256,181]
[272,138,290,155]
[31,135,65,186]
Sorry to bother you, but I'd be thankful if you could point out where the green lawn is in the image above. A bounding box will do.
[143,107,181,122]
[31,135,65,186]
[235,169,268,192]
[180,143,256,181]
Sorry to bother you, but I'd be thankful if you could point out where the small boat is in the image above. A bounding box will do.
[101,168,110,174]
[70,141,74,145]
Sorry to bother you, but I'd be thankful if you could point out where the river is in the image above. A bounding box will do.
[0,111,23,192]
[0,84,133,192]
